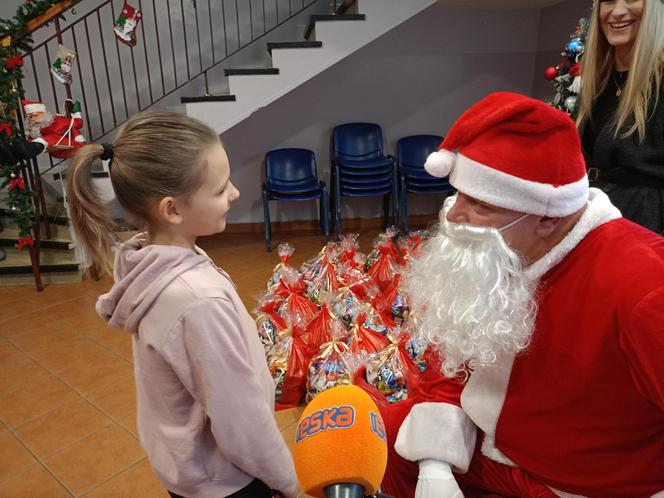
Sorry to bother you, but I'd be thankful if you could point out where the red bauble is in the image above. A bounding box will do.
[544,67,558,81]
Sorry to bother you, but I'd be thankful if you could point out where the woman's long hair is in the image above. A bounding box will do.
[577,0,664,141]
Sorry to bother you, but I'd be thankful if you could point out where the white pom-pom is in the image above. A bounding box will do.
[424,149,456,178]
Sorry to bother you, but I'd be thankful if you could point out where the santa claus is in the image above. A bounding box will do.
[379,92,664,497]
[22,99,86,159]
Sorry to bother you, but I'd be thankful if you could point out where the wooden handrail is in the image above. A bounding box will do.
[1,0,81,48]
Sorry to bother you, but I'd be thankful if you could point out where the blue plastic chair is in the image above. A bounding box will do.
[397,135,456,232]
[262,148,330,252]
[331,123,397,237]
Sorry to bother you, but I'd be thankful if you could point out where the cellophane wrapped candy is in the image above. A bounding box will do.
[267,242,297,290]
[347,311,391,357]
[270,325,317,408]
[273,267,318,328]
[254,306,287,360]
[365,334,420,403]
[366,228,403,290]
[306,339,353,402]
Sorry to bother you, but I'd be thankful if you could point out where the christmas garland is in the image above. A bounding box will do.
[0,0,72,247]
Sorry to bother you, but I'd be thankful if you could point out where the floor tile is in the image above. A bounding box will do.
[20,336,109,374]
[83,459,168,498]
[51,295,108,329]
[58,350,133,394]
[0,374,79,428]
[0,338,24,363]
[0,308,65,337]
[8,325,81,356]
[0,356,51,398]
[116,410,138,438]
[0,428,37,483]
[85,375,136,420]
[15,398,112,458]
[275,406,304,430]
[83,325,134,362]
[0,463,71,498]
[45,424,145,496]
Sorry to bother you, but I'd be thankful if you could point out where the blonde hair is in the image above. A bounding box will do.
[67,111,219,274]
[577,0,664,141]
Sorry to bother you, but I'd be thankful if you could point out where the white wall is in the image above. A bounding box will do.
[222,5,542,224]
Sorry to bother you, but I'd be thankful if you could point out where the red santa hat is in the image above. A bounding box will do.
[425,92,588,217]
[22,99,47,114]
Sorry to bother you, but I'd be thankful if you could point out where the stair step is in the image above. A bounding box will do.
[0,246,78,276]
[266,41,323,54]
[53,171,109,181]
[180,95,237,104]
[304,14,366,40]
[224,68,279,76]
[0,208,69,226]
[0,224,73,250]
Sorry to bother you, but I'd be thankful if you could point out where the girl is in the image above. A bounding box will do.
[577,0,664,234]
[67,111,299,498]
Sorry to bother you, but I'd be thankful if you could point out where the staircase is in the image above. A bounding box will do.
[184,0,438,134]
[2,0,438,289]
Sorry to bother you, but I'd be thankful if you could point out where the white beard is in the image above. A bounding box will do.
[404,196,537,379]
[25,112,53,139]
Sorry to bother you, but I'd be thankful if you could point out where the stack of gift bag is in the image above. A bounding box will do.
[253,230,433,409]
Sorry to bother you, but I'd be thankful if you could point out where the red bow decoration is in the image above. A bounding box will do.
[0,122,12,137]
[5,55,23,69]
[17,236,35,250]
[8,176,25,190]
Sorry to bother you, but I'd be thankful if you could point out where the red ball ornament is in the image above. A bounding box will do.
[544,67,558,81]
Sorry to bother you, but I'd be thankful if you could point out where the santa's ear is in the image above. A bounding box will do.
[155,196,183,225]
[534,216,561,238]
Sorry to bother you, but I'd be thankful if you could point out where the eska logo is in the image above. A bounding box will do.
[370,412,386,442]
[296,406,355,443]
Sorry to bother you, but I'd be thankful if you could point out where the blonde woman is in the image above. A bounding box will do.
[577,0,664,234]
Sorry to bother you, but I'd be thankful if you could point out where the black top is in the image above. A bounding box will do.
[581,70,664,234]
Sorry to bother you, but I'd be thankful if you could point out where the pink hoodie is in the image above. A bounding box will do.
[96,234,299,498]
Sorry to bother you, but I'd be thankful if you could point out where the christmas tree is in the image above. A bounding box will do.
[545,17,588,115]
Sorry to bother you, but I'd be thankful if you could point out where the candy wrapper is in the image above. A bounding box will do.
[271,325,317,409]
[365,334,420,403]
[267,242,297,289]
[336,233,366,270]
[372,274,409,328]
[306,340,353,402]
[347,311,391,356]
[271,267,318,328]
[301,243,340,284]
[305,256,340,305]
[337,264,377,302]
[255,309,287,360]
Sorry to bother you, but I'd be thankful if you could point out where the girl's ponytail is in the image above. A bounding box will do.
[67,144,115,274]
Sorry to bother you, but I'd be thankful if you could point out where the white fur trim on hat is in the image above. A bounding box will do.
[24,103,46,114]
[450,154,589,217]
[424,149,456,178]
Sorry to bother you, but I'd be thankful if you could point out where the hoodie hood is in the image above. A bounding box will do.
[96,233,211,334]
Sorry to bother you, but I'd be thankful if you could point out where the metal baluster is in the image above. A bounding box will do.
[166,0,178,87]
[138,0,154,105]
[152,0,166,95]
[83,18,105,136]
[180,0,191,81]
[109,0,130,119]
[97,9,118,127]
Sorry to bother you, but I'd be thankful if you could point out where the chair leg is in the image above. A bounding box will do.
[333,169,342,238]
[321,191,330,242]
[400,177,408,234]
[262,190,272,252]
[383,194,390,229]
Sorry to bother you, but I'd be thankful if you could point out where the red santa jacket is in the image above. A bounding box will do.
[394,189,664,497]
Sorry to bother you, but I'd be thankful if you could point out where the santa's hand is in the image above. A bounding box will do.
[415,459,464,498]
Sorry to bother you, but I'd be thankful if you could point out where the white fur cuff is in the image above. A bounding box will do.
[395,402,477,473]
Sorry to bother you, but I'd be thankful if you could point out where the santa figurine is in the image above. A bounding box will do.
[22,99,86,159]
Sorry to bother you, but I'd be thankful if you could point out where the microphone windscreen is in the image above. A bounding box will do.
[292,385,388,498]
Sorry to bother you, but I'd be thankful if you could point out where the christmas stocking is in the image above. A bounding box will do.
[114,2,142,47]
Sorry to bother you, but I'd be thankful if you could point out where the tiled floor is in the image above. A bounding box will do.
[0,229,388,497]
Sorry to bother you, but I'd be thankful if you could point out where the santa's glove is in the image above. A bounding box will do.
[415,459,463,498]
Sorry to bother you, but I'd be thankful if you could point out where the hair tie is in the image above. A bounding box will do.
[100,143,114,162]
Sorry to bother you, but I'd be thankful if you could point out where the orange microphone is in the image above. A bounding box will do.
[292,385,389,498]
